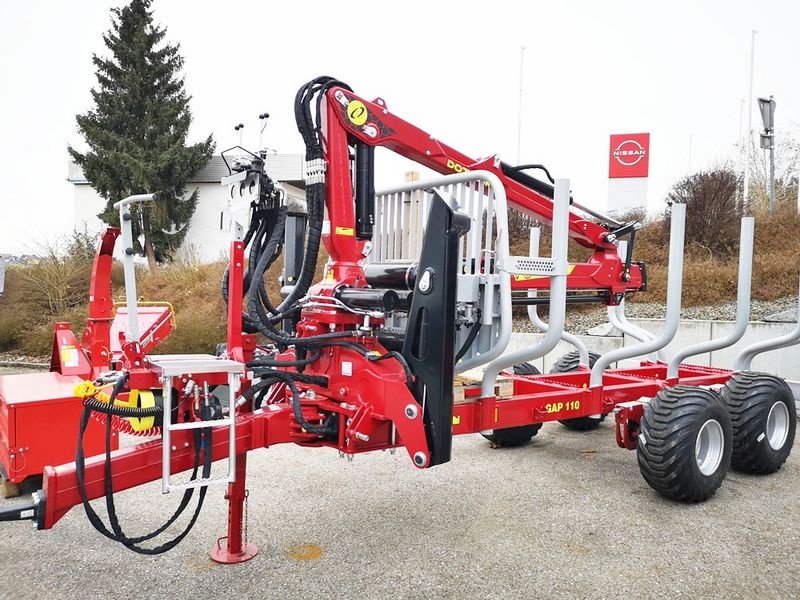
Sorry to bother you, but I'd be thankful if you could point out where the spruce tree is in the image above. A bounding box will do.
[69,0,214,269]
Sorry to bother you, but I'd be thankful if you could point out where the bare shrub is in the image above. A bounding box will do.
[665,167,742,257]
[17,232,97,315]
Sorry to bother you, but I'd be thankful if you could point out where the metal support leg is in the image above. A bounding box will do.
[209,452,258,564]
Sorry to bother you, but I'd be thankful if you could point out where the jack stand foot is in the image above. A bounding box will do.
[209,538,259,564]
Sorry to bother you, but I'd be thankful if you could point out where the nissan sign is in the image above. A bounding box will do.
[609,133,650,178]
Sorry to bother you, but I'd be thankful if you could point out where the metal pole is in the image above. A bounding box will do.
[112,193,157,342]
[743,30,757,209]
[738,98,745,145]
[769,141,776,215]
[516,46,525,164]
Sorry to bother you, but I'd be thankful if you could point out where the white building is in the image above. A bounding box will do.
[68,154,306,263]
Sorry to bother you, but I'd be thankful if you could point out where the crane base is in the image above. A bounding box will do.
[209,540,259,564]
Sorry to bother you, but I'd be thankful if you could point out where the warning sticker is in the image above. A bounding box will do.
[60,346,80,368]
[346,101,368,126]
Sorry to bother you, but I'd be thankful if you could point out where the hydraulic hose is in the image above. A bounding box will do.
[76,374,212,554]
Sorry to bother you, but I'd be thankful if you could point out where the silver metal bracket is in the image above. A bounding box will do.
[151,354,245,494]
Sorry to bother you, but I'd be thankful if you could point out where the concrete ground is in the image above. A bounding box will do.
[1,365,799,599]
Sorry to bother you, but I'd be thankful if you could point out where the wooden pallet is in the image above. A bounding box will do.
[453,369,513,404]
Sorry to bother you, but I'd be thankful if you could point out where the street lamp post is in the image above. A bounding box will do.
[758,95,776,215]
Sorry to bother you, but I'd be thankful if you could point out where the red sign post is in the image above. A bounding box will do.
[609,133,650,178]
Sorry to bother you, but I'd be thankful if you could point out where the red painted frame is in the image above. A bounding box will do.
[34,83,737,563]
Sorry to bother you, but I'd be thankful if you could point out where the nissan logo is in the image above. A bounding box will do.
[613,139,646,166]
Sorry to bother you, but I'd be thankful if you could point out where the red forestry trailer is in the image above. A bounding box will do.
[1,77,797,563]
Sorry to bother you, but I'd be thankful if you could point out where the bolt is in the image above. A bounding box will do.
[339,451,345,458]
[184,442,189,448]
[171,446,176,451]
[413,452,427,467]
[404,404,419,419]
[389,448,396,455]
[347,454,354,463]
[418,270,431,293]
[339,387,347,396]
[306,390,316,400]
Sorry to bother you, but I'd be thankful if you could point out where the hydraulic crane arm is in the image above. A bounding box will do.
[324,86,618,250]
[319,85,644,300]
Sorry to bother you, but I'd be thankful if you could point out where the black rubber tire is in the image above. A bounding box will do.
[482,424,544,448]
[512,362,540,376]
[549,350,605,431]
[720,372,796,474]
[482,363,542,447]
[637,385,732,502]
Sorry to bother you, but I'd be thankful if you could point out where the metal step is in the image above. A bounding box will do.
[149,355,244,494]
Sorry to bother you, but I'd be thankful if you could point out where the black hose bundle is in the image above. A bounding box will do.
[221,198,285,333]
[76,375,212,554]
[242,369,335,435]
[223,77,355,343]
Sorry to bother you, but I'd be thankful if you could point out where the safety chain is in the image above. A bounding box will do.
[244,489,250,545]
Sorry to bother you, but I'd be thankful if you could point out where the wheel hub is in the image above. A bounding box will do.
[766,401,790,451]
[695,419,724,476]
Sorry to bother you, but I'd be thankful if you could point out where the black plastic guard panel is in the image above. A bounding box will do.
[401,190,470,467]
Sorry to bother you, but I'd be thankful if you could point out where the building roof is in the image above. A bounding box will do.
[67,153,305,188]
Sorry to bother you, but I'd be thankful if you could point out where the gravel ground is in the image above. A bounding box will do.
[1,423,799,599]
[2,364,800,599]
[2,298,800,600]
[516,296,799,335]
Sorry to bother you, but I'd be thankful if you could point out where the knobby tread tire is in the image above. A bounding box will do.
[637,385,732,502]
[720,371,796,474]
[549,350,605,431]
[483,363,542,447]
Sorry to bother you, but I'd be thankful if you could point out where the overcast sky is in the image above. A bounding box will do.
[1,0,799,254]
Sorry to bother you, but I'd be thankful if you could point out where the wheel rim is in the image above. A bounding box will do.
[695,419,724,476]
[766,401,790,450]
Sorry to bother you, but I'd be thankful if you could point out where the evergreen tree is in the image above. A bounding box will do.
[69,0,214,269]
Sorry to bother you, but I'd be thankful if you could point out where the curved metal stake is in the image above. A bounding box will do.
[590,203,687,387]
[527,227,590,367]
[735,276,800,371]
[607,240,660,363]
[481,179,570,397]
[607,302,659,363]
[668,217,754,379]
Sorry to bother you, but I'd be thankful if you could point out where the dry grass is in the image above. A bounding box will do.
[0,239,330,357]
[509,208,800,307]
[0,209,796,358]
